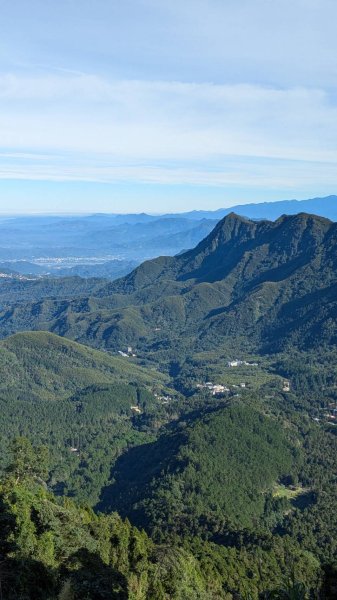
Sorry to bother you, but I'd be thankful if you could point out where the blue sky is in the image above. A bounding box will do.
[1,0,337,213]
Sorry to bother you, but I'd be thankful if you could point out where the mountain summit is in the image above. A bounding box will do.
[112,211,333,289]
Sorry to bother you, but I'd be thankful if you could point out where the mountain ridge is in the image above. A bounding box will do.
[176,195,337,221]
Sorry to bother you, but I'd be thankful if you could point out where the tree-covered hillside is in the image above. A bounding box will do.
[0,274,106,308]
[0,442,218,600]
[0,331,167,401]
[0,440,328,599]
[99,404,298,534]
[0,332,173,505]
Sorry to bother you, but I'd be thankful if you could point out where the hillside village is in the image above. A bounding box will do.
[227,359,259,367]
[196,381,247,396]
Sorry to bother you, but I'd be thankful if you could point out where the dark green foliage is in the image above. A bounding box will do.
[99,404,297,535]
[0,459,224,599]
[6,437,49,483]
[0,331,167,401]
[0,274,105,309]
[0,460,323,599]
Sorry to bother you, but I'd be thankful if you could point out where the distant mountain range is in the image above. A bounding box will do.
[172,194,337,221]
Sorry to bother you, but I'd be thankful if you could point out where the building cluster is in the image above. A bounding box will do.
[282,380,291,392]
[196,381,246,396]
[118,346,137,357]
[154,392,172,404]
[227,360,258,367]
[322,406,337,422]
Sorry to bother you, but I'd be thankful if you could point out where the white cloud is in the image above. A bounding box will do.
[0,150,337,196]
[0,75,337,173]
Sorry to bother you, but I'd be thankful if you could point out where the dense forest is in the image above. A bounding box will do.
[0,439,334,599]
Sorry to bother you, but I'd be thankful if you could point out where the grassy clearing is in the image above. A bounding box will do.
[272,484,307,500]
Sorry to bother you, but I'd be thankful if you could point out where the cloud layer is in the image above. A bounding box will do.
[0,75,337,190]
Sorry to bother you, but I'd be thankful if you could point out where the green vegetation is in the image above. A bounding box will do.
[0,274,105,309]
[0,441,216,599]
[0,331,167,401]
[100,404,298,535]
[0,332,172,505]
[0,440,327,599]
[272,484,306,500]
[2,212,337,367]
[0,213,337,597]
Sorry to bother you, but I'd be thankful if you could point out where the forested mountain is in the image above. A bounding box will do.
[1,440,330,599]
[0,331,174,505]
[0,443,221,600]
[2,211,337,358]
[0,274,105,308]
[99,404,298,533]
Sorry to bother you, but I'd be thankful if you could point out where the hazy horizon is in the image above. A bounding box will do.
[0,194,335,217]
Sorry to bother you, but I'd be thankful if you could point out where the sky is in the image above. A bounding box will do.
[1,0,337,213]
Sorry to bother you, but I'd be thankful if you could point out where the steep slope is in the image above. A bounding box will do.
[0,467,223,600]
[0,331,167,401]
[0,463,322,600]
[104,212,337,351]
[111,211,331,292]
